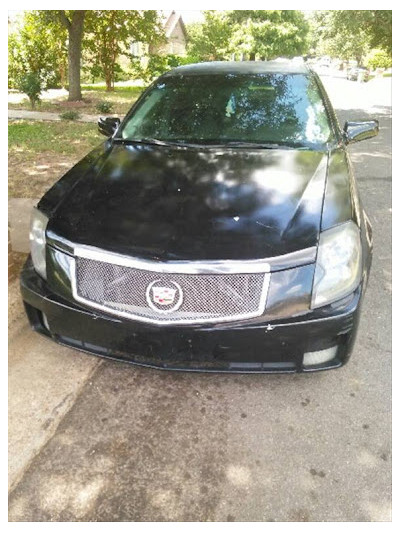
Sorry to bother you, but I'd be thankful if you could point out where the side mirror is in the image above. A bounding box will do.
[344,120,379,144]
[98,116,121,137]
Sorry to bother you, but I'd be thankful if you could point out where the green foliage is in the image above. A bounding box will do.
[366,11,392,53]
[59,110,81,121]
[81,63,104,85]
[228,10,310,59]
[8,11,68,90]
[113,64,132,83]
[140,54,195,82]
[143,55,168,81]
[8,33,22,89]
[83,11,164,91]
[10,8,390,101]
[309,11,366,62]
[187,10,309,61]
[17,72,42,109]
[186,12,232,61]
[366,49,392,70]
[8,10,163,97]
[309,11,392,63]
[95,101,114,113]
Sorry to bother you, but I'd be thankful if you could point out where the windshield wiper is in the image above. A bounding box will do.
[113,137,313,150]
[113,137,171,146]
[221,141,310,150]
[113,137,196,148]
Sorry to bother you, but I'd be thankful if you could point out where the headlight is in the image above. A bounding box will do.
[29,208,48,279]
[311,221,362,308]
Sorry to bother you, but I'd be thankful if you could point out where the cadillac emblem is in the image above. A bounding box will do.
[146,280,183,313]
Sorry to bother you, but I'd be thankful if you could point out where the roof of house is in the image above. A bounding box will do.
[164,60,309,77]
[163,10,188,40]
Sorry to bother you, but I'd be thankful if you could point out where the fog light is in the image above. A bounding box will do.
[303,346,338,367]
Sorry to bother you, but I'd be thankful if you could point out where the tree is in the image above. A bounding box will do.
[328,10,392,54]
[363,11,392,54]
[83,10,163,91]
[308,11,369,63]
[56,10,86,101]
[309,11,392,64]
[8,11,67,90]
[226,10,309,60]
[186,11,232,61]
[187,10,309,61]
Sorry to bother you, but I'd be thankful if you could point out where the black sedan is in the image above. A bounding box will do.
[21,61,377,372]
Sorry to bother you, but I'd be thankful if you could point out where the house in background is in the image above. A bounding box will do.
[152,11,188,55]
[131,11,188,65]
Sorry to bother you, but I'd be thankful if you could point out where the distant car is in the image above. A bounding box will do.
[347,67,369,82]
[313,58,331,76]
[21,61,377,373]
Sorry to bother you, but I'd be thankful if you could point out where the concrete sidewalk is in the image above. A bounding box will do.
[8,109,99,123]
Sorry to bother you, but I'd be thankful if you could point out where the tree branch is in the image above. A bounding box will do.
[57,10,71,30]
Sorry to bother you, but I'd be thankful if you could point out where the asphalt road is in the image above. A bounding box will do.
[8,76,391,522]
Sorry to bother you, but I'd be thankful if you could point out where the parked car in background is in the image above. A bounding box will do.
[347,67,370,82]
[313,57,332,76]
[21,61,377,373]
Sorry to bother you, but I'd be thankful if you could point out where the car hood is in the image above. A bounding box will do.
[48,143,328,261]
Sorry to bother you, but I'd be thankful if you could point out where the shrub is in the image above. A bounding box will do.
[96,101,114,113]
[59,110,81,121]
[366,49,392,70]
[17,72,42,109]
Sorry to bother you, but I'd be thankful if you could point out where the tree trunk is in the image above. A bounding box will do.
[105,62,113,91]
[57,11,86,101]
[105,74,113,92]
[67,12,85,101]
[59,59,67,88]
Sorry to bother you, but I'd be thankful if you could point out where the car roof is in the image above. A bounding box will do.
[163,60,310,77]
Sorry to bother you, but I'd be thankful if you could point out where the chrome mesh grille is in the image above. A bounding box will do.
[74,256,269,324]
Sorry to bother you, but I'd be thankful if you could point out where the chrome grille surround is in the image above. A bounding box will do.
[71,245,271,325]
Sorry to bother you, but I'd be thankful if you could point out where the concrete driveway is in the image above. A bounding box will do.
[8,76,391,521]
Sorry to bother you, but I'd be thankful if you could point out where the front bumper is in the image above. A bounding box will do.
[20,259,365,373]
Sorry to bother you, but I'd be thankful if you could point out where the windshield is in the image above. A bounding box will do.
[120,73,332,148]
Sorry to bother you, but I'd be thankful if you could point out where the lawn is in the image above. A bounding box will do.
[8,85,145,116]
[9,120,102,198]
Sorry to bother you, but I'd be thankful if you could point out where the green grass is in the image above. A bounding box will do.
[81,85,145,94]
[8,120,101,156]
[9,120,104,199]
[8,86,145,116]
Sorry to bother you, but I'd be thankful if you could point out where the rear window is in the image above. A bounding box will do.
[121,73,332,148]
